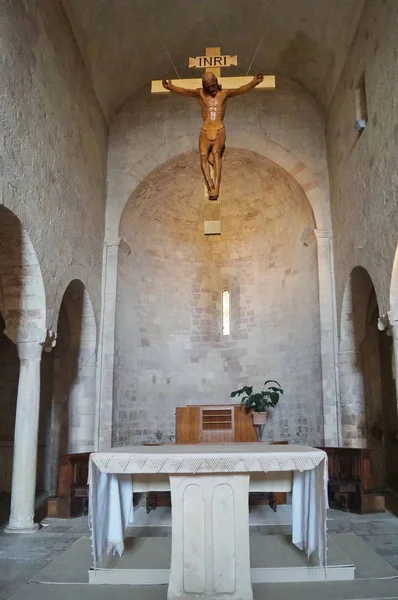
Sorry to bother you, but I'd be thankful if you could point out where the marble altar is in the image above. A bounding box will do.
[89,443,328,600]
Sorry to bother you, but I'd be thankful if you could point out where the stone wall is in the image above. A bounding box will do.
[1,0,107,325]
[113,149,324,445]
[328,0,398,474]
[0,0,107,490]
[327,0,398,317]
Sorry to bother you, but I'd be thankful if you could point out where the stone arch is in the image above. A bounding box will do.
[0,206,46,343]
[339,266,375,447]
[338,266,395,487]
[51,263,99,341]
[53,278,97,353]
[109,135,329,240]
[45,279,97,494]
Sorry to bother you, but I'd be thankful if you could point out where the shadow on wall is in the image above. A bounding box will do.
[0,206,46,523]
[43,279,97,497]
[339,266,396,490]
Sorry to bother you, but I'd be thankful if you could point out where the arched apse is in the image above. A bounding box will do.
[113,148,323,446]
[107,133,329,241]
[44,279,97,495]
[0,206,46,513]
[106,78,331,243]
[339,266,395,488]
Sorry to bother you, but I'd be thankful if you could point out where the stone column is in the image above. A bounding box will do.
[387,310,398,400]
[314,229,340,446]
[96,238,121,450]
[5,341,43,533]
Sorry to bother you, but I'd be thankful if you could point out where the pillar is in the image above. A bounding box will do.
[387,310,398,400]
[5,341,43,533]
[383,311,398,482]
[314,229,340,446]
[95,239,120,450]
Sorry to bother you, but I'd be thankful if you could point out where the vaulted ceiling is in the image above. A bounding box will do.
[62,0,365,122]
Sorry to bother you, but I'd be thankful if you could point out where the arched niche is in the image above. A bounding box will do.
[45,279,97,495]
[339,266,394,488]
[113,148,323,447]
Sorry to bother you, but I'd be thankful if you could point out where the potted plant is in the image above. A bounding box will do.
[230,380,283,428]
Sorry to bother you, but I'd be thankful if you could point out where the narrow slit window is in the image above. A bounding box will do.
[222,290,231,336]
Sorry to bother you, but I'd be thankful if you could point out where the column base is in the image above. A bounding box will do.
[4,522,39,534]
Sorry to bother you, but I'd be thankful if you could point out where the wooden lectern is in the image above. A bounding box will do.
[175,404,257,444]
[144,404,287,513]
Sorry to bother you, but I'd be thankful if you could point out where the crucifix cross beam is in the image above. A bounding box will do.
[151,46,276,236]
[151,46,275,93]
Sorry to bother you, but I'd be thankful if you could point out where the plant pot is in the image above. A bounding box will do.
[252,411,268,425]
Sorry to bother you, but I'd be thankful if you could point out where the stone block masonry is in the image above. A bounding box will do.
[113,150,324,447]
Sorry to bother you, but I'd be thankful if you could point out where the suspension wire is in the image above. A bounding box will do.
[246,34,265,75]
[161,40,181,79]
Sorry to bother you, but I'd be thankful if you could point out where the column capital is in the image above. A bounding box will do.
[378,312,394,337]
[314,229,332,241]
[104,237,131,256]
[104,237,121,247]
[16,341,43,361]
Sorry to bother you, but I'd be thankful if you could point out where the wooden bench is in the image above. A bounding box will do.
[318,446,385,513]
[47,452,90,518]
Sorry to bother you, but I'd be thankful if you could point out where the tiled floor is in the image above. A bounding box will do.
[0,516,87,600]
[0,508,398,600]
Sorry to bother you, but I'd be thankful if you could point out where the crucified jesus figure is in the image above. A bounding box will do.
[162,72,264,200]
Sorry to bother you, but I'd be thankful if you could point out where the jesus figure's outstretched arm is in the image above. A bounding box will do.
[162,79,200,97]
[226,73,264,98]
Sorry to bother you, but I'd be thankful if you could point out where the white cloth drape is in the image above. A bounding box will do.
[292,457,328,567]
[88,461,133,568]
[88,444,328,567]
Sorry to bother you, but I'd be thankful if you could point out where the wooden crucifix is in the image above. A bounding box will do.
[152,47,275,234]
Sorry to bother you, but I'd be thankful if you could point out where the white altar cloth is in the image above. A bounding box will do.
[89,443,328,571]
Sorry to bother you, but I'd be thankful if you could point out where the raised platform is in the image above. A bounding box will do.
[90,534,354,584]
[27,526,398,600]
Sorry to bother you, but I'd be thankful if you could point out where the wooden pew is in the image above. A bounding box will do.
[47,452,90,518]
[318,446,385,513]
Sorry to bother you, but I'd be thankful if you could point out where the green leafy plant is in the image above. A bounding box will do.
[230,380,283,413]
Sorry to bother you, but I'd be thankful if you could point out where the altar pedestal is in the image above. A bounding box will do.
[168,473,252,600]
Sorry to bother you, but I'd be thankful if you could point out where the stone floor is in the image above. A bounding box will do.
[1,508,398,600]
